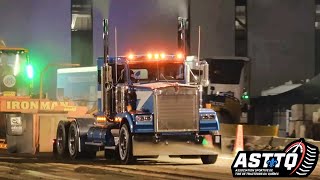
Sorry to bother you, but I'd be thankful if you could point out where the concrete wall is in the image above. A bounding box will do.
[0,0,71,98]
[189,0,235,57]
[247,0,315,96]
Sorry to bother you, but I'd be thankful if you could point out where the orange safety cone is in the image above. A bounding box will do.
[233,124,244,155]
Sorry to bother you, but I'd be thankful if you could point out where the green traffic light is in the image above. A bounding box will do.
[26,64,34,79]
[241,92,249,100]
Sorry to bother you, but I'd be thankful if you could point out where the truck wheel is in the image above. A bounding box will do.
[68,121,80,159]
[118,123,135,164]
[56,121,70,158]
[201,155,218,164]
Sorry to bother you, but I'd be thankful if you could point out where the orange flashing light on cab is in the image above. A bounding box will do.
[176,53,184,59]
[128,53,134,60]
[160,53,166,59]
[126,52,185,61]
[154,53,159,59]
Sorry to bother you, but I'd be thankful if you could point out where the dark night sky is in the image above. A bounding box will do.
[108,0,188,56]
[0,0,71,97]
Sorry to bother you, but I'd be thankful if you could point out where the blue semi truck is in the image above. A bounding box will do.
[53,19,221,164]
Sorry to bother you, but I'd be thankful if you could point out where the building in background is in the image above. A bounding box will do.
[0,0,319,103]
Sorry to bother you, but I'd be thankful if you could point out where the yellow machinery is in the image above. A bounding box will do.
[202,56,250,124]
[0,47,86,153]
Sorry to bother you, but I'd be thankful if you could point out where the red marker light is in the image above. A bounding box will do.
[147,53,152,59]
[154,53,159,59]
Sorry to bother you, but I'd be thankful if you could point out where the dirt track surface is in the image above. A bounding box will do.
[0,153,319,180]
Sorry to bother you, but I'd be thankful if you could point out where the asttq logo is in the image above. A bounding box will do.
[231,138,319,177]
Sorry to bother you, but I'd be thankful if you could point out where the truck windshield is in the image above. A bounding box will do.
[0,53,29,95]
[0,53,28,74]
[129,62,184,82]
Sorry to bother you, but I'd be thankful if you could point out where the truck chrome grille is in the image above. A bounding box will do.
[155,86,199,132]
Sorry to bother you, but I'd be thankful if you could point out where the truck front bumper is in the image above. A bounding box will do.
[132,134,221,156]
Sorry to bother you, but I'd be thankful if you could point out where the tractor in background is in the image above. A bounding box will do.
[202,56,250,124]
[0,47,33,150]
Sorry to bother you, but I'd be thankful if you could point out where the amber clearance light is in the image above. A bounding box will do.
[147,53,153,59]
[128,53,134,60]
[154,53,160,59]
[160,53,166,59]
[176,53,184,59]
[96,116,106,123]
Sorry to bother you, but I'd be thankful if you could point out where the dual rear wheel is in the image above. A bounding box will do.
[55,121,96,159]
[55,121,69,158]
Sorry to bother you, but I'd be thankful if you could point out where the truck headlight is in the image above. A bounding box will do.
[200,114,216,120]
[135,115,153,122]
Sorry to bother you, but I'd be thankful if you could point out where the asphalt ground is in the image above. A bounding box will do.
[0,152,318,180]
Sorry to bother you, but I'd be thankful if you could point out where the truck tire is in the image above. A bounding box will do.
[67,121,97,159]
[118,123,135,164]
[56,121,70,158]
[201,155,218,164]
[68,121,81,159]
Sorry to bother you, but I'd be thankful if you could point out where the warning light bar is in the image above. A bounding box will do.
[126,52,185,60]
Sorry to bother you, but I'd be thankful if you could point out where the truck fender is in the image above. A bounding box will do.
[73,118,96,136]
[116,112,134,132]
[72,118,96,152]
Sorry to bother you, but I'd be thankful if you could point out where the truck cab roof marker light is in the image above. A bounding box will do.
[128,53,135,60]
[176,53,184,59]
[160,53,166,59]
[154,53,160,59]
[125,52,184,61]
